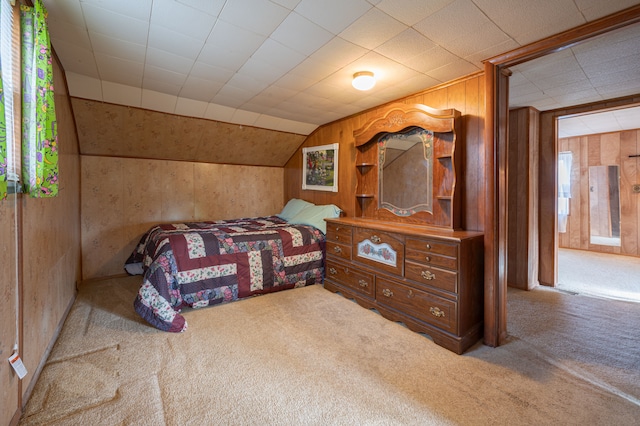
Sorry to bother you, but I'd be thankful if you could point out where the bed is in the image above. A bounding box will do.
[125,200,341,332]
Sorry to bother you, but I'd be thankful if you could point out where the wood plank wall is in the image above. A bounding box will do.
[283,73,486,234]
[507,107,539,290]
[558,129,640,256]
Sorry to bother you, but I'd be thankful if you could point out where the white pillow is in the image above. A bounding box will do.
[288,204,342,234]
[277,198,314,221]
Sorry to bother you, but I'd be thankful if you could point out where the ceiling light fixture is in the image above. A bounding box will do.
[352,71,376,91]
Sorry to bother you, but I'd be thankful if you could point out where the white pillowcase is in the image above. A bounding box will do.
[276,198,314,221]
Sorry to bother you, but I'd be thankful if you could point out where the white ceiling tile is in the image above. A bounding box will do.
[308,37,367,69]
[142,78,183,96]
[101,81,142,107]
[250,39,306,74]
[175,97,208,118]
[97,60,144,88]
[225,73,270,93]
[65,72,103,100]
[89,33,146,62]
[440,21,511,59]
[148,24,204,60]
[375,29,436,63]
[473,0,585,45]
[179,76,224,102]
[213,86,256,107]
[204,103,237,122]
[189,62,235,83]
[403,45,459,74]
[145,47,195,75]
[339,7,407,50]
[48,22,91,49]
[575,0,640,21]
[48,39,99,77]
[230,109,261,126]
[41,0,85,27]
[218,0,290,36]
[294,0,372,34]
[426,58,480,83]
[81,3,150,45]
[272,73,316,92]
[150,0,216,40]
[141,89,178,113]
[270,12,333,56]
[79,0,152,20]
[143,64,188,87]
[376,0,454,26]
[175,0,227,17]
[289,57,339,81]
[271,0,302,10]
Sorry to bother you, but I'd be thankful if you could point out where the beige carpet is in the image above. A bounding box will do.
[19,276,640,425]
[558,248,640,302]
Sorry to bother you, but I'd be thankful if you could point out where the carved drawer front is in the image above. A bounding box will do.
[326,259,375,297]
[407,238,458,260]
[326,241,351,261]
[376,277,456,334]
[405,262,458,294]
[326,224,352,245]
[353,228,404,276]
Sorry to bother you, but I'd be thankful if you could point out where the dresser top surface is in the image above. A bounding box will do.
[325,217,483,241]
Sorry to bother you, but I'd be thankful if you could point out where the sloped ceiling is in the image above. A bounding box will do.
[43,0,640,140]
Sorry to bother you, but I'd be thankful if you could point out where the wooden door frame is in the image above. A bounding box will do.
[482,5,640,347]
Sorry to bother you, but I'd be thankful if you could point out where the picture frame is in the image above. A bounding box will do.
[302,143,339,192]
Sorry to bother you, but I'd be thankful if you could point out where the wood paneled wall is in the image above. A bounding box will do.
[507,107,539,290]
[558,129,640,256]
[0,55,82,425]
[81,157,284,280]
[71,98,306,167]
[284,73,486,234]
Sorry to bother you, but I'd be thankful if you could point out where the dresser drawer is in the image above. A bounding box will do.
[405,249,457,270]
[326,259,374,297]
[376,277,457,334]
[353,228,404,276]
[405,262,458,293]
[326,223,352,245]
[406,238,458,259]
[326,241,351,261]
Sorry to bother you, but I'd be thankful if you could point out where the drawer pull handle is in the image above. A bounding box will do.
[421,270,436,280]
[333,246,342,254]
[430,307,445,318]
[335,236,340,240]
[425,256,431,262]
[370,235,381,243]
[425,243,432,250]
[407,289,414,298]
[335,227,340,231]
[329,267,337,275]
[358,279,368,288]
[382,288,393,297]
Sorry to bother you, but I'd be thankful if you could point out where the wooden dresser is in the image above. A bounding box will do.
[324,217,484,354]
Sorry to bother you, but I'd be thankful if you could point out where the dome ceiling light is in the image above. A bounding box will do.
[352,71,376,91]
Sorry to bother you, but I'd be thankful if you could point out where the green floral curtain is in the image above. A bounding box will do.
[21,0,57,198]
[0,58,7,201]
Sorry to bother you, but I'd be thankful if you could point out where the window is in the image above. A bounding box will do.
[1,0,21,193]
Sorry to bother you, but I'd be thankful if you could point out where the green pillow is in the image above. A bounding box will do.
[288,204,342,234]
[277,198,314,221]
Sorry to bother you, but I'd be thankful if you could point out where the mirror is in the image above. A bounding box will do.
[378,127,433,216]
[589,165,621,246]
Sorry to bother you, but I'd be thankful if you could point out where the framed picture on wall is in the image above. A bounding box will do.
[302,143,339,192]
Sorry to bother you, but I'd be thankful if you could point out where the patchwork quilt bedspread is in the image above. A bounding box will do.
[125,216,326,332]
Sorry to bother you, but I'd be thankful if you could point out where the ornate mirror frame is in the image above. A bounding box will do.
[353,103,462,229]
